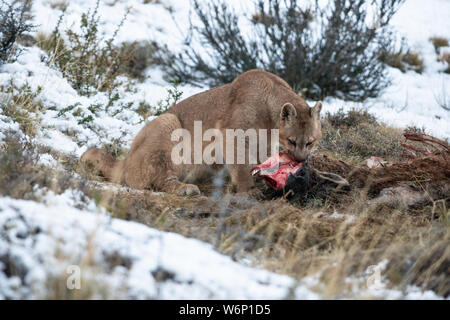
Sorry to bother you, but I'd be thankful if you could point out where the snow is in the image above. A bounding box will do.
[0,192,443,300]
[323,0,450,139]
[37,153,58,167]
[0,193,319,299]
[391,0,450,46]
[0,0,449,299]
[347,260,442,300]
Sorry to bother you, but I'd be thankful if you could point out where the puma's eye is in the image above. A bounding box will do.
[288,138,296,146]
[306,141,314,147]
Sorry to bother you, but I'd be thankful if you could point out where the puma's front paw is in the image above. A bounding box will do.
[176,183,201,196]
[239,187,263,200]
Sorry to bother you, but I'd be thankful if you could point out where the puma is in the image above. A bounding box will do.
[81,69,322,197]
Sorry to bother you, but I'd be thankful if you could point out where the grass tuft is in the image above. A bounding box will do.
[438,52,450,74]
[429,36,449,54]
[380,50,424,74]
[0,81,43,137]
[319,108,405,162]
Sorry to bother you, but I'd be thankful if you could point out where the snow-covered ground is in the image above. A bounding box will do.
[0,0,449,299]
[0,191,306,299]
[0,191,441,299]
[326,0,450,138]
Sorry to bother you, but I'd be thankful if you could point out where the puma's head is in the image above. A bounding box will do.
[279,101,322,162]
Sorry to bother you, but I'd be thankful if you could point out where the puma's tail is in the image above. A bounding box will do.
[80,148,125,183]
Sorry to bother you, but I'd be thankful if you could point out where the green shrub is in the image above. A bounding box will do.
[37,1,131,97]
[0,80,43,137]
[135,80,183,122]
[120,40,163,80]
[36,1,171,131]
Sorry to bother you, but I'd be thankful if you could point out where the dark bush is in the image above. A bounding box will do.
[162,0,404,101]
[121,40,164,80]
[0,0,34,64]
[0,131,40,198]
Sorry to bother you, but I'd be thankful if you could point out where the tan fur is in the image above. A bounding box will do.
[81,70,323,196]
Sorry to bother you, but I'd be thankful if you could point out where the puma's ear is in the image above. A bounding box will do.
[280,103,297,123]
[310,101,322,118]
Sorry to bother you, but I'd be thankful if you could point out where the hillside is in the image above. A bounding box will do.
[0,0,449,299]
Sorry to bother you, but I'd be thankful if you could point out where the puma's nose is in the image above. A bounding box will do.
[294,151,308,162]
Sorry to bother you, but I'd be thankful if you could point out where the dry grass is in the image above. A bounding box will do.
[43,233,123,299]
[79,178,449,297]
[0,132,125,299]
[402,52,425,73]
[380,50,424,74]
[429,36,449,54]
[251,12,277,26]
[320,108,406,162]
[439,52,450,74]
[49,0,68,11]
[0,81,43,137]
[0,131,95,206]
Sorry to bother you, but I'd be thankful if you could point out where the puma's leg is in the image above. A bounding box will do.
[163,174,202,196]
[122,113,200,196]
[224,133,262,198]
[228,163,263,198]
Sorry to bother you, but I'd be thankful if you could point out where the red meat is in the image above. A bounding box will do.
[251,152,304,190]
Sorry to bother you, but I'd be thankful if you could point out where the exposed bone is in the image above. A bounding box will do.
[402,132,449,158]
[312,168,349,187]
